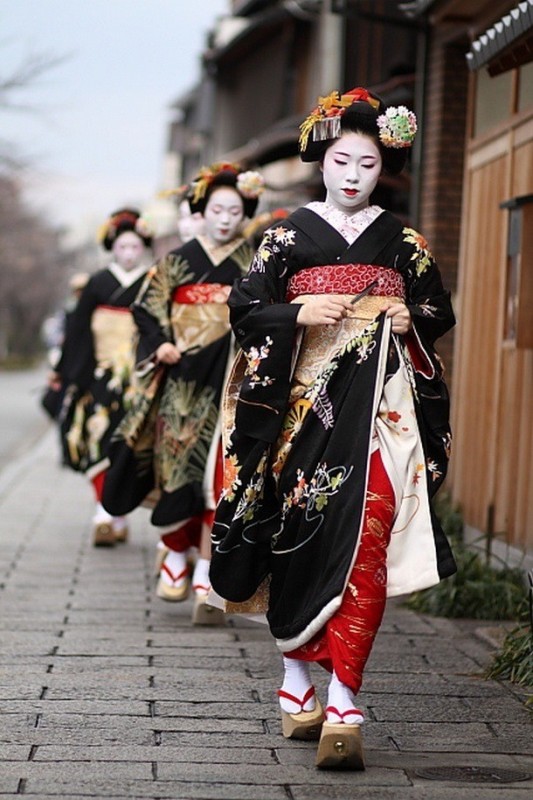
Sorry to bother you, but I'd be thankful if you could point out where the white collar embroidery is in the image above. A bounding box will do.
[306,203,384,245]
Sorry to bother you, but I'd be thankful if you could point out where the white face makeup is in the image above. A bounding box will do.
[177,200,206,243]
[203,186,244,245]
[111,230,145,271]
[322,131,382,215]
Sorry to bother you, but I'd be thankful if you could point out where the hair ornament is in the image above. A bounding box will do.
[96,209,154,245]
[97,220,114,244]
[134,214,154,239]
[299,87,380,151]
[157,184,189,201]
[236,171,265,199]
[191,162,240,205]
[377,106,417,148]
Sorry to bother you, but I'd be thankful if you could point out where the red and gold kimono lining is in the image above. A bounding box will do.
[286,264,405,302]
[173,283,232,305]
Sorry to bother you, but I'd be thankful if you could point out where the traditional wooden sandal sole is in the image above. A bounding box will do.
[113,526,129,543]
[93,522,115,547]
[155,576,190,602]
[192,594,226,626]
[315,722,365,770]
[281,700,324,740]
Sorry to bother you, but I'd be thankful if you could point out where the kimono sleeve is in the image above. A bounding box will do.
[399,229,454,494]
[228,226,301,443]
[401,227,455,348]
[57,275,99,390]
[132,252,193,365]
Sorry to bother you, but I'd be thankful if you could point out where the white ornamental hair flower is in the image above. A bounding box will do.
[135,215,155,238]
[377,106,417,149]
[236,171,265,199]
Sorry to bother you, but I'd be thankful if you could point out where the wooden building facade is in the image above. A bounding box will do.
[449,2,532,562]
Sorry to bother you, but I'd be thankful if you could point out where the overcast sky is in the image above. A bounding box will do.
[1,0,228,242]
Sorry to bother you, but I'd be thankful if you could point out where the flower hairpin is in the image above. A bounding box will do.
[96,211,154,244]
[134,215,154,238]
[191,162,240,204]
[299,88,380,151]
[377,106,417,149]
[96,221,114,243]
[236,171,265,199]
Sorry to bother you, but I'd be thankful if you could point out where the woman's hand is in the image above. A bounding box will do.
[156,342,181,364]
[380,301,412,335]
[295,295,352,327]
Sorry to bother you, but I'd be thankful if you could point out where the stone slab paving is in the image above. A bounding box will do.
[0,428,531,799]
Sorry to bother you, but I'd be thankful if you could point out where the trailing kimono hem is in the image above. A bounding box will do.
[275,594,343,652]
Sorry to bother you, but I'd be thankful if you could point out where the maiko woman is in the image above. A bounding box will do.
[103,163,264,623]
[56,208,153,546]
[210,88,456,769]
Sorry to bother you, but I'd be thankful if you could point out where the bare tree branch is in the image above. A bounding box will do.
[0,51,71,112]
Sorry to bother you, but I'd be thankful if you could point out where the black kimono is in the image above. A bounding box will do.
[58,263,148,477]
[103,235,254,528]
[210,206,456,650]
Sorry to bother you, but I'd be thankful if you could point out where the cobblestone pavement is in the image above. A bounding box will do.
[1,428,532,799]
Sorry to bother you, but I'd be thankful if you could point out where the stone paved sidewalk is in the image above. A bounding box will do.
[0,428,532,799]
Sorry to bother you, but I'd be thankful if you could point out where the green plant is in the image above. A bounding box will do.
[485,602,533,703]
[433,491,464,542]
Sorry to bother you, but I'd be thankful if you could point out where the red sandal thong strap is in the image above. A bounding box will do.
[277,685,316,711]
[192,582,210,593]
[325,705,365,723]
[161,564,189,586]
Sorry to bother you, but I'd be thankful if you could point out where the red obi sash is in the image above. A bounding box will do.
[286,264,405,302]
[172,283,231,304]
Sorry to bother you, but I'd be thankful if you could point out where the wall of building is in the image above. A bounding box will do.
[451,80,533,557]
[418,28,470,383]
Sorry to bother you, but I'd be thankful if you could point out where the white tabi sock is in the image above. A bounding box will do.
[326,671,364,724]
[159,549,188,588]
[191,557,211,595]
[93,502,112,524]
[279,656,315,713]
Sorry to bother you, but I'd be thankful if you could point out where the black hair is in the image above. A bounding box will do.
[102,208,152,251]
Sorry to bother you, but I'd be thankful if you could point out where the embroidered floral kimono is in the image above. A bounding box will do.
[103,235,254,528]
[210,204,456,649]
[58,263,148,477]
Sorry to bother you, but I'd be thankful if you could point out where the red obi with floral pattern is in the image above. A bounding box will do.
[173,283,231,304]
[285,264,405,301]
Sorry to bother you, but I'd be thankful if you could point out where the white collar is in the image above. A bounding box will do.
[306,203,384,245]
[108,261,148,287]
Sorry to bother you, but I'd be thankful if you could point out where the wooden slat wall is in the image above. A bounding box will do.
[451,119,533,554]
[498,136,533,551]
[496,350,533,550]
[451,151,509,532]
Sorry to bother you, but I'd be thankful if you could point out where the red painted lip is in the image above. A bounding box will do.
[342,188,358,197]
